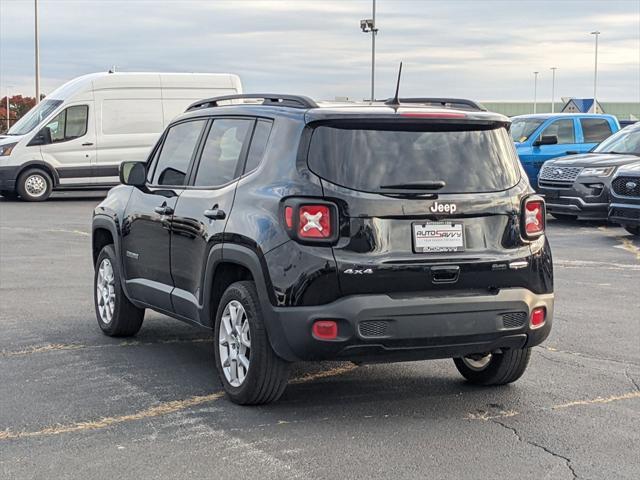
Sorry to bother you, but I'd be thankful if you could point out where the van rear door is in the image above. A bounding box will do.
[306,118,532,296]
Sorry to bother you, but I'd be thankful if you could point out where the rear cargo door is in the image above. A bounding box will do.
[306,119,532,296]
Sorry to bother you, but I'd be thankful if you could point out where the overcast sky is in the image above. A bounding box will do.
[1,0,639,102]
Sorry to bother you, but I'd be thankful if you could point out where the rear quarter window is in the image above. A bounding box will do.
[581,118,613,143]
[307,124,520,194]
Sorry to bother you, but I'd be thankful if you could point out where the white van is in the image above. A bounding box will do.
[0,72,242,201]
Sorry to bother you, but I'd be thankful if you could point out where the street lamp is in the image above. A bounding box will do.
[550,67,557,113]
[360,0,378,104]
[5,86,14,131]
[533,71,539,114]
[591,31,601,113]
[35,0,40,104]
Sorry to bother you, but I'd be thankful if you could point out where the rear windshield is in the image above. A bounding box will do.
[307,124,520,194]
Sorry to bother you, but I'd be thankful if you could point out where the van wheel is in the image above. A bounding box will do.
[94,245,145,336]
[453,348,531,385]
[0,190,19,200]
[624,225,640,236]
[214,281,290,405]
[16,168,53,201]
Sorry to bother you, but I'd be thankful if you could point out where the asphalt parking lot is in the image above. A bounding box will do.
[1,193,639,480]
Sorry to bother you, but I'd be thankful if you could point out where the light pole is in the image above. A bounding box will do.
[591,31,600,113]
[550,67,557,113]
[35,0,40,104]
[533,71,539,114]
[5,86,13,131]
[360,0,378,103]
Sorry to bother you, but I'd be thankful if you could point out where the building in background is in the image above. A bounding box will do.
[482,100,639,120]
[561,98,604,114]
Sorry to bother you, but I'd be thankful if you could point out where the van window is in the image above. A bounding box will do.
[540,119,575,144]
[152,120,206,186]
[8,99,63,135]
[244,120,273,173]
[194,119,253,187]
[308,124,520,194]
[43,105,88,142]
[581,118,613,143]
[102,99,164,135]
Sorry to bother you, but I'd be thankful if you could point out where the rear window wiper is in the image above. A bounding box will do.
[379,181,446,190]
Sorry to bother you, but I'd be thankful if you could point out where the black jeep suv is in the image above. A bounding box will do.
[92,94,554,405]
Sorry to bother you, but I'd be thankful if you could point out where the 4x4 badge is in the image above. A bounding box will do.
[430,201,457,214]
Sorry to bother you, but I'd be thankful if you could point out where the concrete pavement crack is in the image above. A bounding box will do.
[624,369,640,392]
[491,418,578,480]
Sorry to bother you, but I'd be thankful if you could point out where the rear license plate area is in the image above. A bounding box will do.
[413,221,465,253]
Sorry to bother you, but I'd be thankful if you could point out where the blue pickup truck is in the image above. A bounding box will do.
[511,113,620,184]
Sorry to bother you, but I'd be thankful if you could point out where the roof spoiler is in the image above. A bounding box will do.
[387,98,487,111]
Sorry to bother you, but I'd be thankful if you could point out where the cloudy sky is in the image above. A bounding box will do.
[1,0,639,102]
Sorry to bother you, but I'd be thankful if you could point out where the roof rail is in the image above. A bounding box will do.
[186,94,318,112]
[392,97,487,111]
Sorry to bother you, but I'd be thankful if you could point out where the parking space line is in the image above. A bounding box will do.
[0,364,358,441]
[467,390,640,422]
[0,226,90,237]
[1,338,213,358]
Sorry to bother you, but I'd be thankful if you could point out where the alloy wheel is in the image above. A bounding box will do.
[96,258,116,324]
[219,300,251,387]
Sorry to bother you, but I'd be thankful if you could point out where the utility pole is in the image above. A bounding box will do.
[591,31,600,113]
[6,87,11,131]
[35,0,41,104]
[533,71,539,114]
[360,0,378,103]
[550,67,557,113]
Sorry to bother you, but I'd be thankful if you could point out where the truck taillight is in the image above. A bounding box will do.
[523,196,545,239]
[282,199,338,244]
[299,205,331,238]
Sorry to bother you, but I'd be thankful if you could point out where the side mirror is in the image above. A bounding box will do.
[28,127,52,146]
[119,161,147,187]
[533,135,558,147]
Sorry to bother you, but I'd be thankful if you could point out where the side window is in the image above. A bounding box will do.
[581,118,613,143]
[194,119,253,187]
[43,105,88,142]
[152,120,206,186]
[244,120,273,173]
[541,119,575,144]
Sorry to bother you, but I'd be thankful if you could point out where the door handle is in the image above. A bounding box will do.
[154,205,174,215]
[82,142,94,146]
[204,208,226,220]
[431,265,460,284]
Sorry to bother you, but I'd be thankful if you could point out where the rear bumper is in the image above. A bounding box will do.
[538,183,609,219]
[263,288,554,362]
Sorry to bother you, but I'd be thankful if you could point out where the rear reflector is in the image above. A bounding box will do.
[299,205,331,238]
[312,320,338,340]
[524,197,545,238]
[284,206,293,229]
[400,112,466,119]
[530,307,546,328]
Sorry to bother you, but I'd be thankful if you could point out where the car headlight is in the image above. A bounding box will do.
[579,166,615,178]
[0,142,18,156]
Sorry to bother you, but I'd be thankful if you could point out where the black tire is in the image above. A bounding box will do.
[624,225,640,237]
[16,168,53,201]
[453,348,531,385]
[550,213,576,221]
[94,244,145,337]
[214,281,290,405]
[0,190,19,200]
